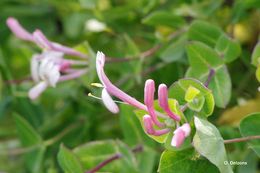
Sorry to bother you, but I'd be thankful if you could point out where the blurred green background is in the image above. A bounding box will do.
[0,0,260,172]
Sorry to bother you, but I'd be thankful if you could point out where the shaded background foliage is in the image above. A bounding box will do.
[0,0,260,172]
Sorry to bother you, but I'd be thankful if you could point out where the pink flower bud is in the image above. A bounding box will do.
[171,123,191,148]
[171,128,185,148]
[6,17,34,41]
[144,79,164,127]
[158,84,180,121]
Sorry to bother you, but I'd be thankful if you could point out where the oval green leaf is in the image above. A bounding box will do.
[58,144,83,173]
[193,117,233,173]
[239,113,260,157]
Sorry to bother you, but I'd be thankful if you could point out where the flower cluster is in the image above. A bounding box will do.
[6,17,88,99]
[94,51,191,148]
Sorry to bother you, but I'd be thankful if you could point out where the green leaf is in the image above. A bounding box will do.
[142,11,185,28]
[14,113,42,146]
[137,147,157,173]
[251,42,260,66]
[73,140,123,172]
[63,13,86,39]
[185,86,201,102]
[186,66,231,108]
[186,41,223,72]
[119,105,154,146]
[159,35,187,63]
[193,117,233,173]
[215,34,241,63]
[116,140,139,173]
[158,148,219,173]
[79,0,96,9]
[208,66,231,108]
[14,114,45,172]
[188,96,205,112]
[25,147,46,173]
[256,66,260,82]
[58,144,83,173]
[188,20,222,47]
[169,78,215,117]
[239,113,260,157]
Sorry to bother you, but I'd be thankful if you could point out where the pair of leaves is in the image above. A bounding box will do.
[169,78,215,116]
[188,20,241,63]
[186,20,241,108]
[185,41,232,108]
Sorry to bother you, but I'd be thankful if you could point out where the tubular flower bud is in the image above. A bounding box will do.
[158,84,181,121]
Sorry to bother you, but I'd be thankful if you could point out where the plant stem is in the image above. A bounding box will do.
[204,69,215,87]
[5,76,32,85]
[85,145,143,173]
[106,44,162,63]
[224,135,260,144]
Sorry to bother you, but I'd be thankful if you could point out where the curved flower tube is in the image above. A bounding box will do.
[158,84,181,121]
[144,80,164,127]
[96,51,146,110]
[143,115,170,136]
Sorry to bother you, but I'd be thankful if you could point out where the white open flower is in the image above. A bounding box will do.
[29,51,62,99]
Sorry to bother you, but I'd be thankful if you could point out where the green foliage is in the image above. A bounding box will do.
[251,42,260,66]
[142,11,185,28]
[58,144,83,173]
[240,113,260,157]
[188,20,222,47]
[169,78,215,116]
[14,113,45,173]
[14,113,42,146]
[158,148,219,173]
[215,34,241,63]
[1,0,260,172]
[193,117,233,173]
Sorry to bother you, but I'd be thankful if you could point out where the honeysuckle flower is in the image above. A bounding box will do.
[7,17,88,99]
[94,51,191,148]
[171,123,191,148]
[96,51,146,112]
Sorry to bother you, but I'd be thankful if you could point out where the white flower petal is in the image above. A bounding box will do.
[180,123,191,137]
[38,58,49,80]
[48,66,60,87]
[28,81,48,100]
[31,55,40,82]
[101,89,119,114]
